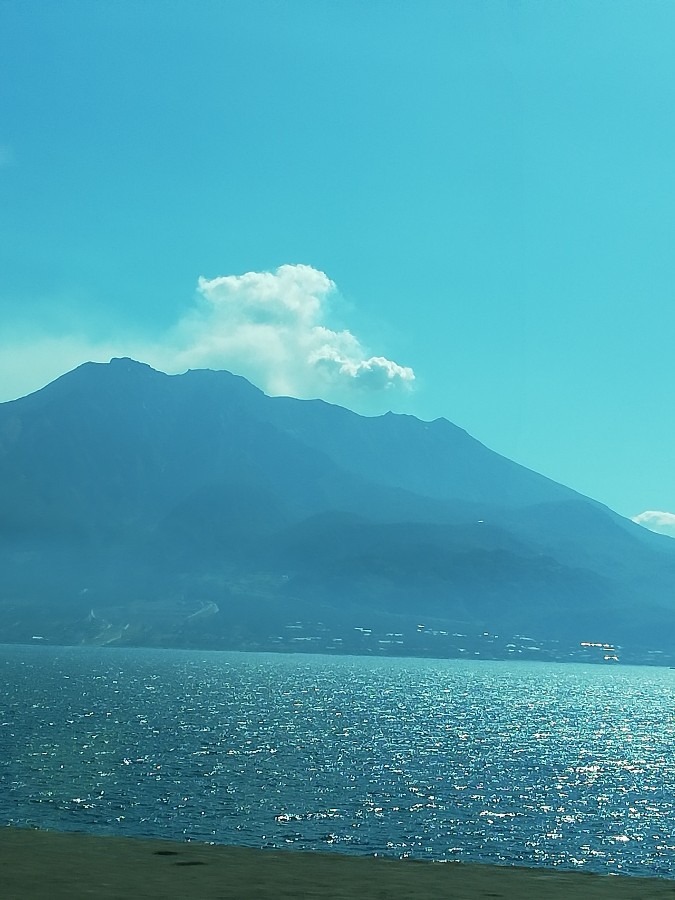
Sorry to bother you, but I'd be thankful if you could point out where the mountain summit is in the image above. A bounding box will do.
[1,359,674,656]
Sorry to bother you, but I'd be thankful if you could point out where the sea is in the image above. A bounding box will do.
[1,644,674,879]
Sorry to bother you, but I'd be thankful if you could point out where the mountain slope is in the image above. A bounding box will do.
[1,358,673,654]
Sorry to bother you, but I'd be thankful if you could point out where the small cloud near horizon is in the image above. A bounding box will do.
[632,510,675,539]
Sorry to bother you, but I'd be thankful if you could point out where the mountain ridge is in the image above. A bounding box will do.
[1,358,673,657]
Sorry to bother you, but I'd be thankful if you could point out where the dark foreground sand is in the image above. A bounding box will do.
[1,827,673,900]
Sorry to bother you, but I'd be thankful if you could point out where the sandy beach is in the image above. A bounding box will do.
[1,827,673,899]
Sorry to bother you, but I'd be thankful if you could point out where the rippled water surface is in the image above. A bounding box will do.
[1,645,674,877]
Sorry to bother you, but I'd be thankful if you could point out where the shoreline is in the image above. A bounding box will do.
[1,827,673,899]
[3,640,675,670]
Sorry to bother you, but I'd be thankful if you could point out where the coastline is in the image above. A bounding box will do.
[1,827,673,899]
[3,639,675,670]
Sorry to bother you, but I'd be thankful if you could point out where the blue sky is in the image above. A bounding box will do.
[1,0,674,528]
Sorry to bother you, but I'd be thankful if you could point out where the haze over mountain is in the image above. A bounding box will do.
[1,358,674,656]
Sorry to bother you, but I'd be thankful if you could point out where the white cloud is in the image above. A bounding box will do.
[632,510,675,538]
[0,265,415,409]
[149,264,415,403]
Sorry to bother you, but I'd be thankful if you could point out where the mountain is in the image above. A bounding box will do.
[1,358,674,658]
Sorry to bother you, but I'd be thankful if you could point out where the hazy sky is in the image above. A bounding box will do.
[1,1,674,525]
